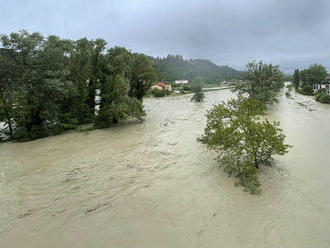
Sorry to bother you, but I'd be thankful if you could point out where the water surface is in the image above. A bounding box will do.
[0,89,329,247]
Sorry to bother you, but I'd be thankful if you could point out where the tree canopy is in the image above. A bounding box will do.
[0,30,155,141]
[200,97,290,193]
[191,77,205,102]
[235,61,285,104]
[294,64,328,96]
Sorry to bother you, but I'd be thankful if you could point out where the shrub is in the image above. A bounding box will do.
[151,89,166,97]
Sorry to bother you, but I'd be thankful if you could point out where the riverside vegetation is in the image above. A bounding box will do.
[293,64,330,104]
[0,31,242,141]
[1,31,291,194]
[0,31,157,140]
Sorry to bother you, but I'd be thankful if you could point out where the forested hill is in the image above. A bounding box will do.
[150,55,242,84]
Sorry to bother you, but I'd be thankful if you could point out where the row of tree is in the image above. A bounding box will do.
[0,30,156,141]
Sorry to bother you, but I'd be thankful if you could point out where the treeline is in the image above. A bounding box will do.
[150,55,242,83]
[0,30,156,141]
[292,64,330,103]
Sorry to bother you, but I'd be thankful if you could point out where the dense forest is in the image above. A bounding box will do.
[150,55,242,83]
[0,31,156,141]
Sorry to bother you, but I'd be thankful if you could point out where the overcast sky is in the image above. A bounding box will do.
[1,0,330,73]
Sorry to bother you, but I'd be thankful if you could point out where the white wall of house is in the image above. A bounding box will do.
[175,80,188,85]
[314,84,330,94]
[151,85,163,90]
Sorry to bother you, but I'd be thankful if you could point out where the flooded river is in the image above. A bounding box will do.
[0,89,330,247]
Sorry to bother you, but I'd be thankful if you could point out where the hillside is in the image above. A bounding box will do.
[150,55,242,84]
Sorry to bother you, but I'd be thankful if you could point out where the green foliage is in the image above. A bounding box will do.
[315,89,330,104]
[303,64,327,86]
[151,89,166,97]
[182,85,191,91]
[286,84,294,91]
[95,47,146,128]
[200,97,290,193]
[285,91,291,98]
[235,61,285,104]
[191,90,205,102]
[150,55,242,83]
[0,30,154,141]
[128,54,156,101]
[298,84,314,96]
[298,64,327,95]
[191,77,205,102]
[293,69,300,89]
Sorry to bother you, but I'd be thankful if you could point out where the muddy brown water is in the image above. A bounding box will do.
[0,89,330,248]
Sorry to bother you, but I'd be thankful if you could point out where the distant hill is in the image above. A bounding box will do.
[150,55,242,84]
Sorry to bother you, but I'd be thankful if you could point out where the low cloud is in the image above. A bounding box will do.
[1,0,330,73]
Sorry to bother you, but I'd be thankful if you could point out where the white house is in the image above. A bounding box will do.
[175,80,188,85]
[314,76,330,94]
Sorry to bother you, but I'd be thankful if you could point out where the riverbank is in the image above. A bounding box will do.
[0,89,329,248]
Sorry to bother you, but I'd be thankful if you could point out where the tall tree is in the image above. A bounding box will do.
[128,54,156,101]
[200,97,290,193]
[95,47,145,128]
[293,69,300,89]
[0,31,74,140]
[88,39,107,114]
[191,77,205,102]
[235,61,285,104]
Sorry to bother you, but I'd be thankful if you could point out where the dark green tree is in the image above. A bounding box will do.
[95,47,145,128]
[191,77,205,102]
[293,69,300,89]
[235,61,285,104]
[128,54,156,101]
[0,31,74,140]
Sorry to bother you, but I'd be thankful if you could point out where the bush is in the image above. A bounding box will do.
[151,89,169,97]
[315,89,330,104]
[182,85,191,91]
[298,84,314,95]
[285,92,291,98]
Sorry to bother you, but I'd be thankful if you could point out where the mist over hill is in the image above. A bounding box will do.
[150,55,242,84]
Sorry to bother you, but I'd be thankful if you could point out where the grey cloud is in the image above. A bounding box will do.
[1,0,330,73]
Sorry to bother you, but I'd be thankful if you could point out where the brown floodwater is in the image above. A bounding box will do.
[0,88,330,247]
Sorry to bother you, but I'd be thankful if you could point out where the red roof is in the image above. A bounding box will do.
[154,82,167,88]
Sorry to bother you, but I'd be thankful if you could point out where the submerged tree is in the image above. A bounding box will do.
[235,61,285,104]
[191,77,205,102]
[293,69,300,89]
[200,97,291,194]
[0,30,157,141]
[128,54,156,101]
[95,47,145,128]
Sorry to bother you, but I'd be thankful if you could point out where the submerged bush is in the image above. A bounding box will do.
[315,89,330,104]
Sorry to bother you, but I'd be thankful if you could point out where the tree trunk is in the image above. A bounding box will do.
[254,157,259,169]
[6,115,13,137]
